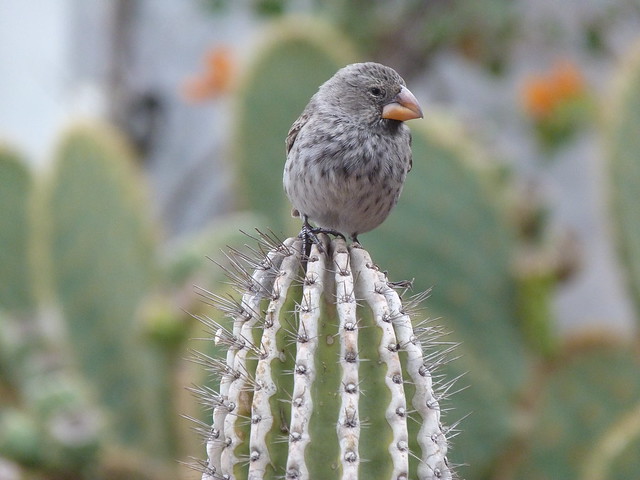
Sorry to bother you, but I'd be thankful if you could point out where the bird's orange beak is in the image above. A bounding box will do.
[382,86,423,121]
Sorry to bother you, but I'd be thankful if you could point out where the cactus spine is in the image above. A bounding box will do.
[193,233,455,480]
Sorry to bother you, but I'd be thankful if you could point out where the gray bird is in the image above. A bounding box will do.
[283,62,423,248]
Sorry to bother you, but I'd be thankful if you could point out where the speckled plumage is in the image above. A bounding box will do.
[283,62,419,241]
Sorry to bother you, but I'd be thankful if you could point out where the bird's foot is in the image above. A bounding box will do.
[298,217,345,259]
[299,223,321,259]
[350,235,362,248]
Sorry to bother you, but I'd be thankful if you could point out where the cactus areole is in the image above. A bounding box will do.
[193,233,456,480]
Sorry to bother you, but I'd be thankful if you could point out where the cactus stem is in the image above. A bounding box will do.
[209,238,297,477]
[285,237,328,479]
[332,238,362,480]
[194,233,456,479]
[225,238,302,475]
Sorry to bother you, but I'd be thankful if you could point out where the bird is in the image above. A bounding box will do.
[283,62,423,252]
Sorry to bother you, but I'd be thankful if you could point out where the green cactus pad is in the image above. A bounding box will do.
[513,339,640,480]
[0,408,42,467]
[193,234,456,479]
[0,405,99,474]
[43,123,161,452]
[606,39,640,319]
[362,117,527,471]
[0,310,101,473]
[233,17,357,235]
[0,146,34,312]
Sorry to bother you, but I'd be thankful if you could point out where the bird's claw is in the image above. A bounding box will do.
[298,216,346,259]
[299,223,322,259]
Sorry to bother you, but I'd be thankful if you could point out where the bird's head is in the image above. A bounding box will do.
[318,62,423,126]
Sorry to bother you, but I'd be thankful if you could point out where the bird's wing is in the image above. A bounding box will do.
[286,110,310,155]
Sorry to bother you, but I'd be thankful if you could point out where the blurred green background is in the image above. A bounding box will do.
[1,1,640,479]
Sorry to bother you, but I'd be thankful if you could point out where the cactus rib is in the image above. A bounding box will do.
[286,238,328,479]
[352,247,451,480]
[217,238,298,476]
[333,239,362,479]
[350,246,410,478]
[247,237,301,478]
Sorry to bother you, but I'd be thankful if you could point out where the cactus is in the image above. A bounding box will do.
[191,233,457,480]
[606,39,640,317]
[0,146,35,312]
[41,123,169,456]
[232,18,357,234]
[0,120,229,478]
[0,310,101,474]
[511,338,640,479]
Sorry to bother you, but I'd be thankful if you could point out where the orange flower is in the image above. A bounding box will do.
[521,61,586,119]
[183,46,235,102]
[553,61,584,99]
[522,74,557,119]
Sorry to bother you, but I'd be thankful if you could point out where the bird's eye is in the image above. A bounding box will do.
[369,87,384,97]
